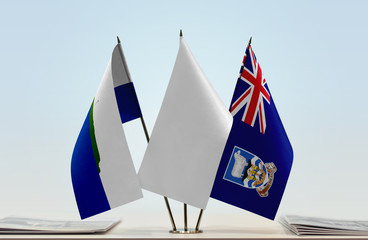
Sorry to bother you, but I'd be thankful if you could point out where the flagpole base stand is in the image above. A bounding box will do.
[169,229,203,234]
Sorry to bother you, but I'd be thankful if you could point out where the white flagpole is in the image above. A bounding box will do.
[116,36,177,232]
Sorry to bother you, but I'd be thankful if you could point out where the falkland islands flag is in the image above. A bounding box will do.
[210,43,293,220]
[71,42,143,219]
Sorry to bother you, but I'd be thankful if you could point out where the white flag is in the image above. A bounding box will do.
[138,37,232,209]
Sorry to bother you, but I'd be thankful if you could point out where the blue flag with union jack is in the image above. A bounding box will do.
[210,44,293,220]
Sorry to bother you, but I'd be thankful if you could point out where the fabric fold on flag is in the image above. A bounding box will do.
[210,44,293,220]
[71,44,143,219]
[138,37,233,209]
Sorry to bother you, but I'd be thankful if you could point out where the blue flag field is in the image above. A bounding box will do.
[210,44,293,220]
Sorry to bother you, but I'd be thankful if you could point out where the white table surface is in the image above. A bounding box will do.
[0,213,367,240]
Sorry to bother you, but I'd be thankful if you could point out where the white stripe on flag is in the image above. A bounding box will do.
[93,52,143,208]
[111,45,131,88]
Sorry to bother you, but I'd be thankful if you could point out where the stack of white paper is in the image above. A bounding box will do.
[280,215,368,236]
[0,216,119,234]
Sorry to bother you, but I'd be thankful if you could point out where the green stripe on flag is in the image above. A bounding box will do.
[89,99,101,173]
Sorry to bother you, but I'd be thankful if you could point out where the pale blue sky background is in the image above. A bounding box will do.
[0,0,368,223]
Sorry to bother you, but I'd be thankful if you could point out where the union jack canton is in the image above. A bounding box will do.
[230,46,270,134]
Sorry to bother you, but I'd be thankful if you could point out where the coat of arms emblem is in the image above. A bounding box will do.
[223,146,276,197]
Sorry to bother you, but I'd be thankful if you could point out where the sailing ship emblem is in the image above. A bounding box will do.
[223,146,276,197]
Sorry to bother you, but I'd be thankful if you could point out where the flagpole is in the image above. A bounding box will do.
[164,195,177,231]
[116,36,177,232]
[178,30,203,234]
[228,36,253,114]
[195,209,203,231]
[184,203,188,232]
[248,36,252,48]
